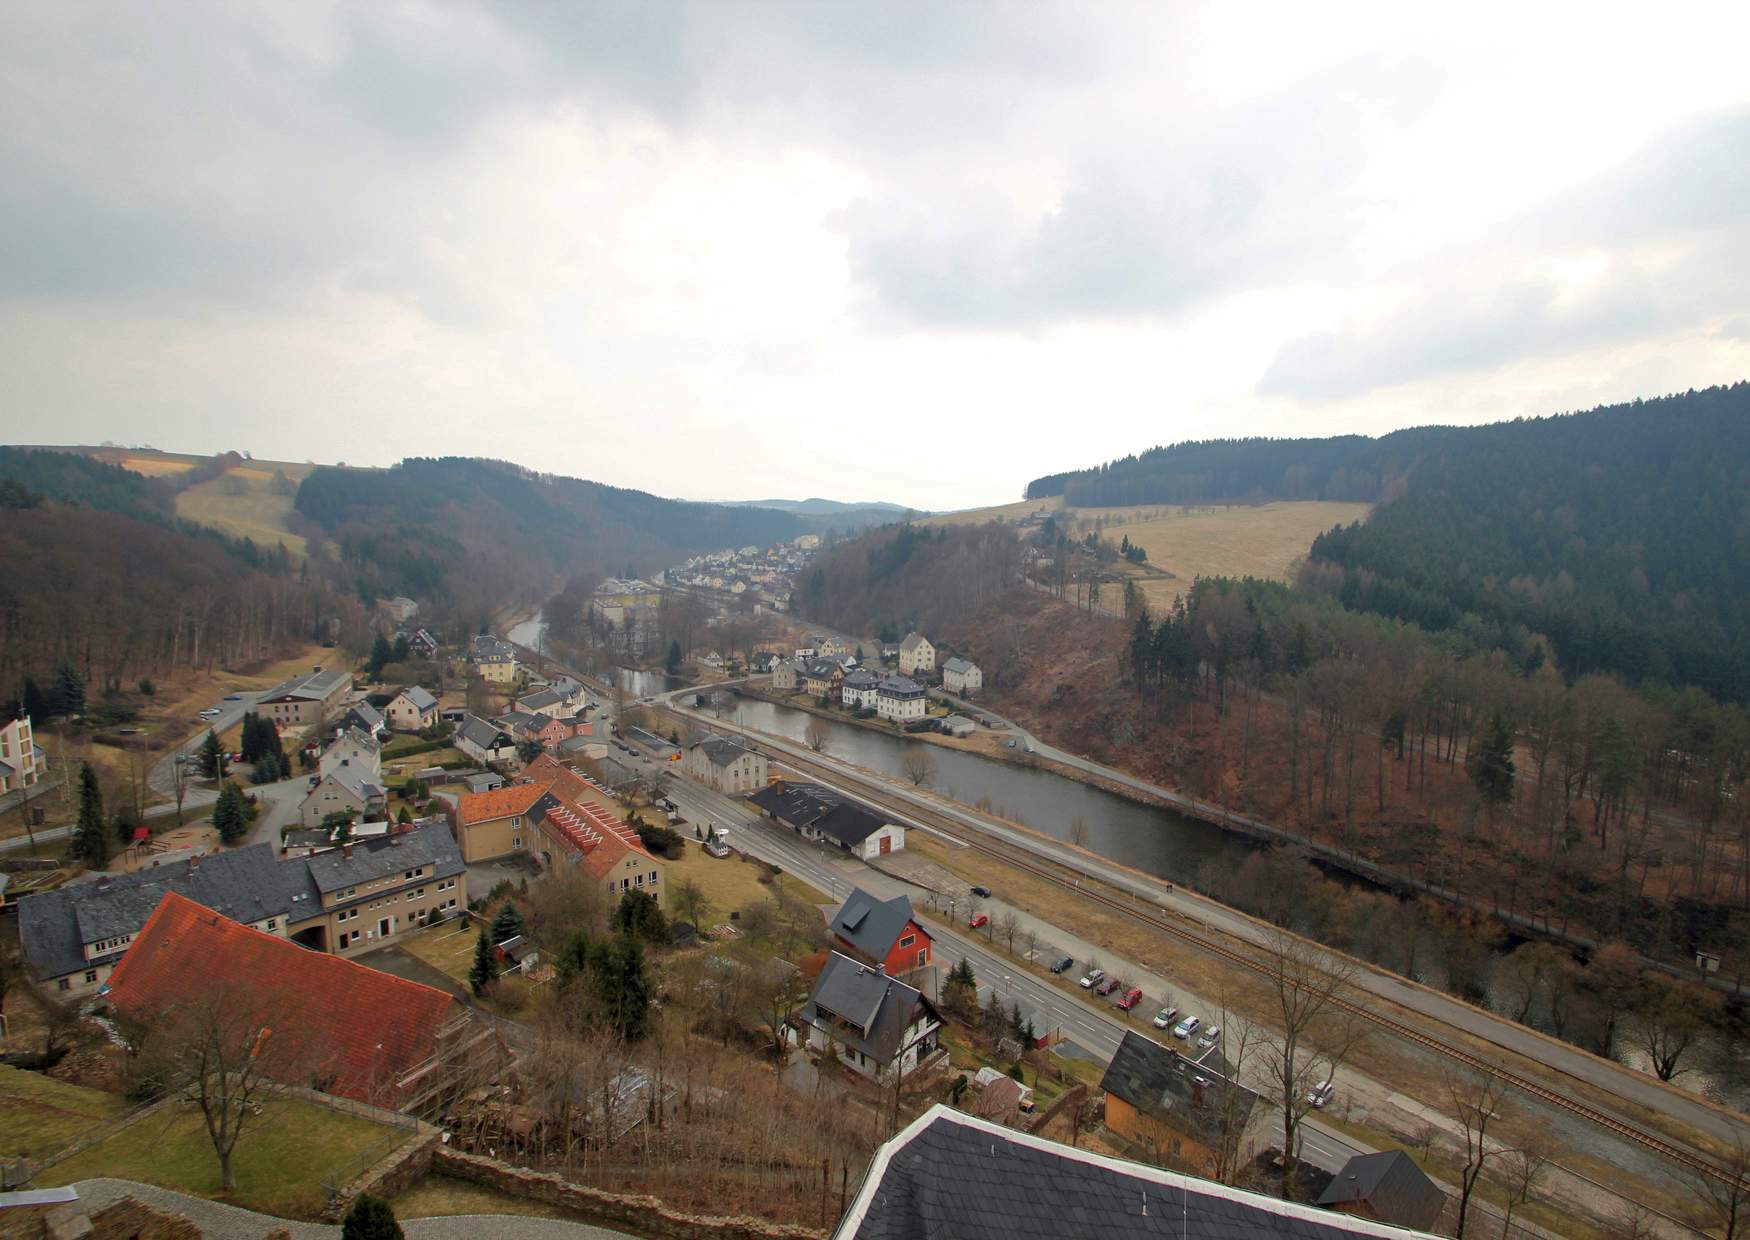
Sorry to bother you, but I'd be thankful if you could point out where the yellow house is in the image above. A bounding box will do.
[1100,1031,1258,1180]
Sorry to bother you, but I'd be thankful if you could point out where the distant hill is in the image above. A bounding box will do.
[722,497,918,516]
[292,457,808,610]
[1027,384,1750,700]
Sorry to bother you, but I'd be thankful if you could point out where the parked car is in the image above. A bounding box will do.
[1151,1006,1179,1029]
[1078,968,1105,989]
[969,884,992,898]
[223,693,243,701]
[968,913,989,929]
[1172,1015,1201,1039]
[1095,976,1122,996]
[198,708,221,719]
[1049,955,1075,974]
[1116,987,1143,1010]
[1196,1025,1221,1050]
[1307,1081,1335,1109]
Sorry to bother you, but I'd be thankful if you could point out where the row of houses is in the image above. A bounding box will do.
[18,820,468,997]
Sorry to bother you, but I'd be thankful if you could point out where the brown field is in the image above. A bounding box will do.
[118,454,195,476]
[1088,500,1372,609]
[174,470,308,558]
[923,494,1065,526]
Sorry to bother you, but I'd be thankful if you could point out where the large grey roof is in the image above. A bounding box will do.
[747,782,889,847]
[19,845,289,980]
[877,676,924,696]
[518,689,563,711]
[1316,1151,1445,1230]
[803,951,937,1066]
[942,657,977,675]
[345,702,385,731]
[830,889,918,960]
[319,761,384,803]
[300,823,464,896]
[898,633,929,652]
[842,669,880,689]
[837,1106,1442,1240]
[691,736,759,768]
[259,666,350,703]
[1099,1031,1259,1153]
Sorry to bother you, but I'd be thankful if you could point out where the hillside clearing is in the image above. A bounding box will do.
[174,470,308,558]
[1090,500,1372,608]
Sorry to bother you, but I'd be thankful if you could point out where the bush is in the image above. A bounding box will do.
[136,678,156,696]
[341,1193,404,1240]
[635,822,685,859]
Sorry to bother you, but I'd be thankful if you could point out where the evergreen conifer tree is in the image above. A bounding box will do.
[199,730,224,779]
[72,762,108,866]
[490,900,526,943]
[52,662,85,717]
[341,1193,404,1240]
[211,781,248,844]
[469,928,496,995]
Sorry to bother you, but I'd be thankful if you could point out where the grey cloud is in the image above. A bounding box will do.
[1261,108,1750,401]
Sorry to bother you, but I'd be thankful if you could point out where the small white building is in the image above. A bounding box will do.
[841,668,881,711]
[942,657,983,696]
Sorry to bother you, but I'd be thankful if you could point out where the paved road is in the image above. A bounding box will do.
[656,691,1750,1160]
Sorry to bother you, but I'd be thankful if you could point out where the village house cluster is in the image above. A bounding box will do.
[662,534,818,613]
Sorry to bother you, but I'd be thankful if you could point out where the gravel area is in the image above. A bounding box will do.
[67,1179,638,1240]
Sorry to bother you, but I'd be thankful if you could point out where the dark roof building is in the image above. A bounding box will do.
[1100,1031,1260,1178]
[286,822,465,909]
[836,1105,1441,1240]
[747,781,891,849]
[830,888,923,964]
[1316,1151,1446,1232]
[802,951,943,1080]
[18,845,290,992]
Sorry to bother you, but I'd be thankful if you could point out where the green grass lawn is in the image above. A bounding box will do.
[397,921,538,1017]
[37,1098,396,1219]
[0,1066,129,1162]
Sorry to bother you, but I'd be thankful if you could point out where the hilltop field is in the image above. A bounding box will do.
[929,496,1372,608]
[83,448,319,558]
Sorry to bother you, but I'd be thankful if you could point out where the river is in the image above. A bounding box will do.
[506,611,1750,1105]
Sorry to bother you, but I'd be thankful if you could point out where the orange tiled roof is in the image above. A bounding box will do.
[456,779,549,826]
[105,891,460,1107]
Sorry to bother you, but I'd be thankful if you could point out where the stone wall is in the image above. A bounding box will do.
[1026,1082,1088,1135]
[430,1147,826,1240]
[321,1131,439,1222]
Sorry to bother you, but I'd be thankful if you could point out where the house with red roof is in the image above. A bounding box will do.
[105,891,498,1113]
[445,755,665,906]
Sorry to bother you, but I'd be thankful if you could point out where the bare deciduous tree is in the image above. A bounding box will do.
[804,719,831,754]
[1068,817,1090,849]
[1686,1134,1750,1240]
[1446,1068,1509,1239]
[900,746,936,787]
[996,911,1019,954]
[1258,928,1364,1199]
[1499,1132,1554,1239]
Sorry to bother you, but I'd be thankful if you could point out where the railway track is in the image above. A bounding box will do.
[745,735,1741,1189]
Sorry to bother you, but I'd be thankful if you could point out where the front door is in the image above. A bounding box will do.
[378,917,391,938]
[879,834,892,855]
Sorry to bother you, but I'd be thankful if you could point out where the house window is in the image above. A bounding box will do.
[85,970,98,984]
[266,919,277,931]
[58,978,70,991]
[635,873,644,886]
[513,836,522,849]
[899,934,915,948]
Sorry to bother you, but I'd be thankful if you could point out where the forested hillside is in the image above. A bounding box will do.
[1026,385,1750,700]
[794,523,1023,643]
[1305,384,1750,701]
[293,457,808,615]
[0,451,351,694]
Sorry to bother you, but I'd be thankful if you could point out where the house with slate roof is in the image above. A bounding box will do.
[875,676,927,724]
[840,668,881,711]
[455,714,519,766]
[942,656,983,696]
[830,888,931,974]
[770,658,804,692]
[299,759,387,828]
[801,951,943,1082]
[17,845,291,998]
[107,890,497,1114]
[897,632,936,677]
[833,1104,1444,1240]
[801,658,846,698]
[681,734,768,793]
[1100,1030,1262,1180]
[747,780,906,859]
[1316,1150,1446,1232]
[281,821,467,953]
[319,726,381,779]
[385,685,440,732]
[342,701,389,740]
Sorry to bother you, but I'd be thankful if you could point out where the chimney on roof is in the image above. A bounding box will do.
[1192,1077,1207,1109]
[96,875,111,891]
[343,843,353,859]
[189,854,200,869]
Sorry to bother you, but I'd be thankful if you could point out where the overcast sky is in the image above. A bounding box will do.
[3,3,1747,511]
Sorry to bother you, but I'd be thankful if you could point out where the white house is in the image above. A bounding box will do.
[319,727,381,780]
[384,685,439,732]
[942,657,983,696]
[841,668,881,711]
[770,659,804,692]
[876,676,927,725]
[801,951,943,1081]
[747,781,906,860]
[681,735,768,794]
[897,632,936,677]
[299,762,387,828]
